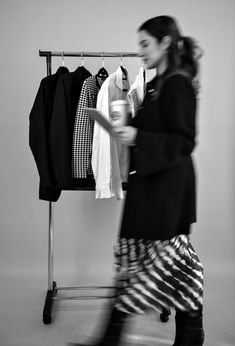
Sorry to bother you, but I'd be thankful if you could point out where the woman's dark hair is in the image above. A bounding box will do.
[138,16,202,80]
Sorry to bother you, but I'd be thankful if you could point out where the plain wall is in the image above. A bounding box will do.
[0,0,235,288]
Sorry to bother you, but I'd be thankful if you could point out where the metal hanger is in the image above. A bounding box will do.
[81,52,85,66]
[120,52,127,80]
[97,52,109,80]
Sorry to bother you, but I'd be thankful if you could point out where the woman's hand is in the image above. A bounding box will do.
[112,126,138,146]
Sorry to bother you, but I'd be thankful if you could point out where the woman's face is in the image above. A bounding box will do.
[138,30,166,70]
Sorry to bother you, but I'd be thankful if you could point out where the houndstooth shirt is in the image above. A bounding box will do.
[72,75,104,178]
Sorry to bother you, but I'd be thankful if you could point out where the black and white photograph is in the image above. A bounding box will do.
[0,1,235,345]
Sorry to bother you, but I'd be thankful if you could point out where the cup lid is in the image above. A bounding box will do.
[110,100,129,106]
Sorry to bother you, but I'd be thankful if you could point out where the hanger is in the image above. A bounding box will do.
[81,51,85,66]
[97,52,109,80]
[56,51,69,73]
[120,53,127,81]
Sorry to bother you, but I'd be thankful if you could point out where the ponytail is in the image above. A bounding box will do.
[178,36,204,93]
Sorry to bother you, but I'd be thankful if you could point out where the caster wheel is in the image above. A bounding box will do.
[42,283,57,324]
[160,312,170,322]
[53,281,57,293]
[43,314,52,324]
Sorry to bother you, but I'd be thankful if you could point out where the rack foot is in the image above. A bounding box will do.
[43,281,57,324]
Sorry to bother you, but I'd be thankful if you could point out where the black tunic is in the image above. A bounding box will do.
[119,72,197,240]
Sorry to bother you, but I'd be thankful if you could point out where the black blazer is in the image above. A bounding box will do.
[49,66,92,188]
[120,73,197,240]
[29,66,69,201]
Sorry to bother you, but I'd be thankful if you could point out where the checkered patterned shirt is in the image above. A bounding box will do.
[72,75,104,178]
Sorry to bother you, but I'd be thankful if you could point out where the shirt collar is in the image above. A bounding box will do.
[115,66,129,90]
[146,67,172,92]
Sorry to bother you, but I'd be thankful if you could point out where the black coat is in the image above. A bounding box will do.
[49,66,92,188]
[29,66,69,201]
[120,72,197,241]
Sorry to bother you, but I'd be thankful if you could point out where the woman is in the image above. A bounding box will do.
[70,15,204,346]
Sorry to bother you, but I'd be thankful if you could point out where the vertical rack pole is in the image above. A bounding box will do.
[46,52,53,292]
[43,52,57,324]
[46,53,52,76]
[48,201,54,291]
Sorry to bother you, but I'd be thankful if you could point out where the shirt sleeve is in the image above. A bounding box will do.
[50,77,72,186]
[91,79,112,198]
[29,80,48,183]
[132,75,196,175]
[29,78,61,201]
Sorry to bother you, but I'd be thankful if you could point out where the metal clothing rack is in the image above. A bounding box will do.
[39,50,170,325]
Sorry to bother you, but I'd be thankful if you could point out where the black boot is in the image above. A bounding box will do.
[68,306,129,346]
[172,309,204,346]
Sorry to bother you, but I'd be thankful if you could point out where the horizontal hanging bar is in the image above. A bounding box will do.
[53,295,115,300]
[56,285,115,291]
[39,50,139,58]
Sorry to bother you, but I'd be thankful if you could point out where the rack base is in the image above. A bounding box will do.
[42,281,170,324]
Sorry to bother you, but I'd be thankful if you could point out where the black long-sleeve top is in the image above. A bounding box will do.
[120,71,197,240]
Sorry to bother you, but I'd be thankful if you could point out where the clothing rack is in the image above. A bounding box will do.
[39,50,170,325]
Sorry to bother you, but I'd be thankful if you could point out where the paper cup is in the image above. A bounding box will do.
[110,100,131,127]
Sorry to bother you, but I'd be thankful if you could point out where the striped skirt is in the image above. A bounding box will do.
[114,235,203,314]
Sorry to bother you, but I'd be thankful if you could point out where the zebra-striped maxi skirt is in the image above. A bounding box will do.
[114,234,203,314]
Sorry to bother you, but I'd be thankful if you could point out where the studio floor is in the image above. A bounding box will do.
[0,268,235,346]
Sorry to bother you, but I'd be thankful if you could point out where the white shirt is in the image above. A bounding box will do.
[92,67,130,199]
